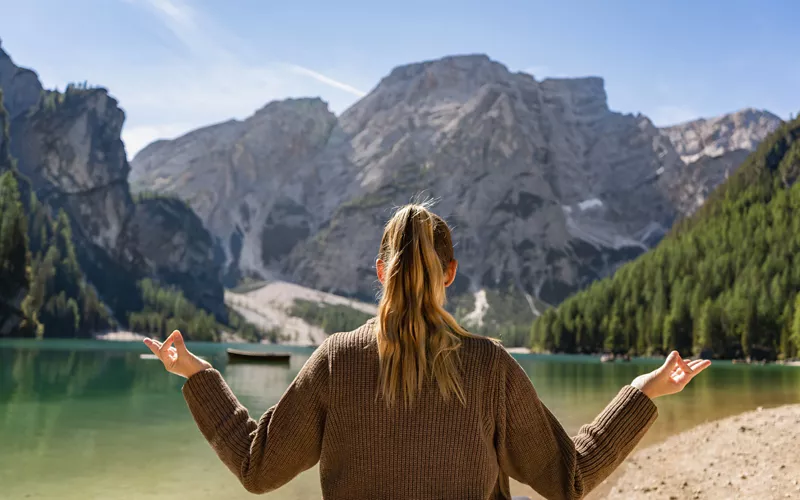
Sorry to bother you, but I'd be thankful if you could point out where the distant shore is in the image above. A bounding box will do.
[87,333,800,367]
[505,347,532,354]
[606,404,800,499]
[94,331,146,342]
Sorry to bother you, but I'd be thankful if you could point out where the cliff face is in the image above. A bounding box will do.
[133,55,685,304]
[126,197,225,316]
[662,109,783,164]
[130,98,339,285]
[0,42,225,321]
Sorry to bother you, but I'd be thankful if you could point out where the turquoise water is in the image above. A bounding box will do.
[1,339,799,499]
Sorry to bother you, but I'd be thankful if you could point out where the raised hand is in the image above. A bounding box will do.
[631,351,711,399]
[143,330,212,378]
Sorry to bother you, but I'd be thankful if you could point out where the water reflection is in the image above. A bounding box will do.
[513,354,800,442]
[0,342,798,500]
[223,360,298,409]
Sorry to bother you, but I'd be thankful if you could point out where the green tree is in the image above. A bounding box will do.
[0,172,32,335]
[792,295,800,355]
[531,116,800,359]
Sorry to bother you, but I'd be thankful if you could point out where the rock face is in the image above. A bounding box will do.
[130,98,338,284]
[660,109,783,216]
[662,109,782,164]
[0,41,225,320]
[133,54,686,304]
[126,197,225,316]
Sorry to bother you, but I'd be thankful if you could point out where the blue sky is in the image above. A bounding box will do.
[0,0,797,157]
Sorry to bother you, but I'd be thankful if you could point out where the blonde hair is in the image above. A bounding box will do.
[376,203,478,407]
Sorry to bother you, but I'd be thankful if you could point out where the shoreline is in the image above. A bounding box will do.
[94,331,146,342]
[23,334,800,366]
[605,404,800,499]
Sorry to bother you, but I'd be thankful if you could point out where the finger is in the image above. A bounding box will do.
[676,355,694,376]
[687,359,707,370]
[173,330,189,354]
[690,359,712,375]
[143,338,160,357]
[160,331,178,355]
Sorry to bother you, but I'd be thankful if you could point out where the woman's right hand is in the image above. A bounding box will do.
[631,351,711,399]
[144,330,212,379]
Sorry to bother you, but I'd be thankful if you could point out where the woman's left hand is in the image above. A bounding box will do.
[143,330,212,378]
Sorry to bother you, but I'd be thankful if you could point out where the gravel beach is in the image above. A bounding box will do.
[606,404,800,499]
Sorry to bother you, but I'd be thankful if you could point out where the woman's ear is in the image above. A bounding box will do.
[376,259,385,285]
[444,260,458,288]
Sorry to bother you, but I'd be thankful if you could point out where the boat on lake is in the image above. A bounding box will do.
[226,348,292,363]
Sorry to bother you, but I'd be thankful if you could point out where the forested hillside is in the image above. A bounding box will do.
[0,89,261,340]
[0,90,112,336]
[531,117,800,360]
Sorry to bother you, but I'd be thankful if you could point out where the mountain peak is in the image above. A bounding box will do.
[662,107,783,163]
[380,54,501,84]
[0,41,43,120]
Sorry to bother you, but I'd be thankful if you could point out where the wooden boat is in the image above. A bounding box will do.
[226,348,291,363]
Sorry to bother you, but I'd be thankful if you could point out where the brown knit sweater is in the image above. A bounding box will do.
[182,320,657,500]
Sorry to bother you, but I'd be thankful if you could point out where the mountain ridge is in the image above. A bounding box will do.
[0,41,227,333]
[132,53,686,305]
[531,116,800,359]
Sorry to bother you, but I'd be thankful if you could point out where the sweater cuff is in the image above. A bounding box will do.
[182,368,241,437]
[598,385,658,435]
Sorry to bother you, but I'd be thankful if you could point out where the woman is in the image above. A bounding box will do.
[144,203,710,500]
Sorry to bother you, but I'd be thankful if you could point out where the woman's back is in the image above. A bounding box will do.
[182,317,658,500]
[321,321,505,499]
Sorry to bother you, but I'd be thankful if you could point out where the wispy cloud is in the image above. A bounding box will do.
[522,65,569,79]
[117,0,365,158]
[288,65,366,97]
[131,0,236,60]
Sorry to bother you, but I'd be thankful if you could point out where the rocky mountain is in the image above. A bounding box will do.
[0,40,226,324]
[130,98,338,285]
[133,54,687,305]
[662,109,783,164]
[660,109,783,215]
[531,116,800,359]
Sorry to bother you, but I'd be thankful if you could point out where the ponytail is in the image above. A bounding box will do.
[376,203,477,407]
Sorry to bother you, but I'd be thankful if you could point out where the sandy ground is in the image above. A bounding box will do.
[605,404,800,500]
[95,331,146,341]
[506,347,533,354]
[225,280,377,346]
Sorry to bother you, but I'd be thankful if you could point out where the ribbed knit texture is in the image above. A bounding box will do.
[182,319,658,500]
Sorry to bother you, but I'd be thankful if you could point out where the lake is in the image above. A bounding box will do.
[1,339,799,499]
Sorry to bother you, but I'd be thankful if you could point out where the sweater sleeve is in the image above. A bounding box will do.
[495,351,657,500]
[181,340,329,494]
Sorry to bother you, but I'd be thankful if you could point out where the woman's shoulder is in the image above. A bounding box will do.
[458,333,510,365]
[322,318,378,354]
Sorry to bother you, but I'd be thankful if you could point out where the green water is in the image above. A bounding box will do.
[1,339,799,500]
